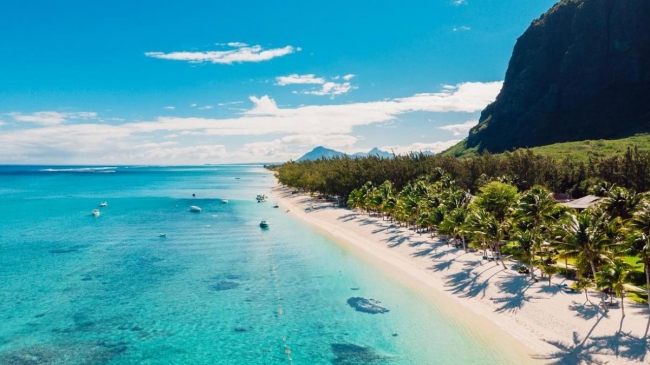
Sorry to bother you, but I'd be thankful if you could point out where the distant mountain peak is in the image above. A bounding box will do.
[296,146,392,161]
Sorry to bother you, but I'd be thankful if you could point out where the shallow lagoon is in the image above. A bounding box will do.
[0,165,517,364]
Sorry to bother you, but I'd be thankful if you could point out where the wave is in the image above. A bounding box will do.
[40,167,118,173]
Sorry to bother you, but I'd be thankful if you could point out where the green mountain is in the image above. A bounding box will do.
[450,0,650,156]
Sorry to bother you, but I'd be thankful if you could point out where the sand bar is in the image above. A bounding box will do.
[270,185,650,365]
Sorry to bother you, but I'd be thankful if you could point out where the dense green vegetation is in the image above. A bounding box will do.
[272,147,650,311]
[274,146,650,198]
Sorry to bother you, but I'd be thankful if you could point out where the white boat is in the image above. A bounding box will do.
[92,209,100,217]
[159,233,167,238]
[259,220,269,228]
[221,199,229,204]
[190,205,202,213]
[100,202,107,207]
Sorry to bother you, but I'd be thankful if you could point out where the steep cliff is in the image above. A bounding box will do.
[465,0,650,153]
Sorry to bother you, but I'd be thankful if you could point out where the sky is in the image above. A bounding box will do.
[0,0,558,164]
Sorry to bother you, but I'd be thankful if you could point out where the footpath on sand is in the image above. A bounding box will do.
[271,185,650,365]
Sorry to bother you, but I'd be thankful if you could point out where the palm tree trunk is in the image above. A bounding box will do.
[496,244,506,269]
[645,259,650,311]
[461,236,467,253]
[590,260,598,280]
[621,291,626,317]
[530,248,535,281]
[565,256,568,277]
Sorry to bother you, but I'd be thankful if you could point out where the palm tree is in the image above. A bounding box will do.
[627,199,650,311]
[466,208,508,268]
[439,207,469,251]
[540,264,560,286]
[574,278,594,304]
[600,186,640,221]
[512,186,559,279]
[596,259,632,316]
[556,211,612,280]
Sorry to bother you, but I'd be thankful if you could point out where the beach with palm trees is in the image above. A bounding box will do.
[271,178,650,364]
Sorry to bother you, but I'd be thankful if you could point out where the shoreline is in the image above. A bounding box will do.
[269,184,650,365]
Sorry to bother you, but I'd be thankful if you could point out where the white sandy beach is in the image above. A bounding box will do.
[270,185,650,365]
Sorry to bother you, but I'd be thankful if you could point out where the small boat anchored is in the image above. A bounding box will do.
[256,194,267,203]
[159,233,167,238]
[92,209,100,217]
[190,205,202,213]
[221,199,229,204]
[259,220,269,228]
[100,202,107,207]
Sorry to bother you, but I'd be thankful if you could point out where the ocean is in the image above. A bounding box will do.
[0,165,518,364]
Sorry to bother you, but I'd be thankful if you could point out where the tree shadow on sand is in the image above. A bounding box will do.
[337,214,358,222]
[444,262,499,300]
[385,235,410,248]
[490,274,543,314]
[535,313,650,365]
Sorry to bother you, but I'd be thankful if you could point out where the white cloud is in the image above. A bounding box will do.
[275,74,325,86]
[238,134,357,160]
[8,111,97,125]
[190,103,197,107]
[145,44,299,65]
[164,106,175,110]
[305,81,354,96]
[453,0,467,5]
[217,101,243,106]
[453,26,471,32]
[437,120,478,136]
[382,140,461,155]
[0,82,501,163]
[130,144,227,162]
[226,42,248,47]
[275,73,357,96]
[198,105,214,110]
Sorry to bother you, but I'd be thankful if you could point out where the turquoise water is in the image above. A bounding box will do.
[0,165,517,364]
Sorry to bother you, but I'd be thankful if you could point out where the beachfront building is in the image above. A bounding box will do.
[559,195,601,211]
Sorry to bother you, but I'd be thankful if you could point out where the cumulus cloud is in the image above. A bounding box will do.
[145,44,299,65]
[275,74,325,86]
[8,111,97,125]
[382,140,461,155]
[238,134,357,159]
[275,73,357,96]
[305,82,354,96]
[437,120,478,136]
[0,81,501,163]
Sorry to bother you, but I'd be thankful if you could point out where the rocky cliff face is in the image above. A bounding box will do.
[466,0,650,153]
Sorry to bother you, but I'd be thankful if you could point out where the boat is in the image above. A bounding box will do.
[256,194,267,203]
[159,233,167,238]
[222,199,229,204]
[92,209,100,217]
[100,202,107,207]
[190,205,202,213]
[259,220,269,228]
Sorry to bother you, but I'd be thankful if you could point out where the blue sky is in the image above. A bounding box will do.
[0,0,557,164]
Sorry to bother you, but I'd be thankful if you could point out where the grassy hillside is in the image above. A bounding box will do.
[527,134,650,161]
[443,134,650,161]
